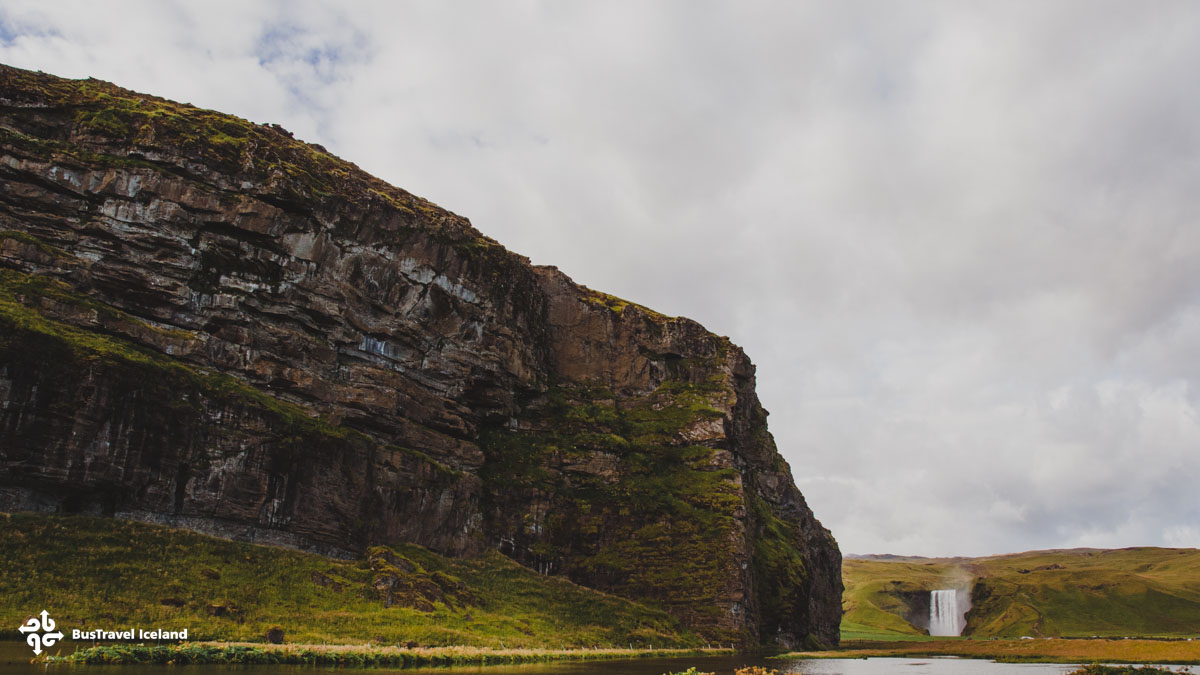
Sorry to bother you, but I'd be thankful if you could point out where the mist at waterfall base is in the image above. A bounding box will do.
[929,589,970,637]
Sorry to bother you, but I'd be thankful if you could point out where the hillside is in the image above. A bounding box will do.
[0,63,840,647]
[0,512,698,648]
[843,548,1200,639]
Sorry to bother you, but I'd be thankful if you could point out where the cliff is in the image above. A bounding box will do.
[0,64,841,647]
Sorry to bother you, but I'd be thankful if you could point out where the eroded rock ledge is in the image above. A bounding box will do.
[0,64,841,647]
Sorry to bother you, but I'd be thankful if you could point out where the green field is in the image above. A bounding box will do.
[0,513,698,648]
[843,548,1200,639]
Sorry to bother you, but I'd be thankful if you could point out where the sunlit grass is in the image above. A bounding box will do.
[779,638,1200,664]
[58,643,732,666]
[0,513,699,648]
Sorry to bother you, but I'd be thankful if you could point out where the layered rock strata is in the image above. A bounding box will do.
[0,65,841,647]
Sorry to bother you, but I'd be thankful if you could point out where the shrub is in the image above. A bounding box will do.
[735,667,779,675]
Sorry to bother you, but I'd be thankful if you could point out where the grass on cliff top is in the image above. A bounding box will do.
[580,288,671,320]
[1,65,362,200]
[0,64,490,249]
[0,64,591,313]
[0,513,698,649]
[842,548,1200,640]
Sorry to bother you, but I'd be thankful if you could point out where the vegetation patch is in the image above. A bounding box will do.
[1070,662,1190,667]
[0,126,162,172]
[0,229,67,257]
[56,643,730,667]
[0,513,699,648]
[0,267,193,340]
[367,546,476,611]
[750,496,808,635]
[581,288,669,320]
[480,381,744,634]
[479,378,795,644]
[734,666,778,675]
[776,637,1200,665]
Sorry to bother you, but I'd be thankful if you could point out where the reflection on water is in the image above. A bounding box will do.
[0,642,1101,675]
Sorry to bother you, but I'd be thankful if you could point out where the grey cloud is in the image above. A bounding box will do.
[3,0,1200,555]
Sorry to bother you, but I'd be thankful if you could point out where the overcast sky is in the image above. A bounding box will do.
[3,1,1199,557]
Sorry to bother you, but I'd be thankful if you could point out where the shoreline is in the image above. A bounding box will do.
[23,638,1200,668]
[51,643,735,667]
[775,637,1200,665]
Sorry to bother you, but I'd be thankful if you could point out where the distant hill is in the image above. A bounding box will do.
[843,547,1200,640]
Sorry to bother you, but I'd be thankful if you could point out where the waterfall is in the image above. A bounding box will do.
[929,589,965,636]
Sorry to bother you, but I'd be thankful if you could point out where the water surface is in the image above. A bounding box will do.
[0,642,1101,675]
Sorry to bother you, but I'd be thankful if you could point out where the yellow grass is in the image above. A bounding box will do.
[782,638,1200,664]
[210,642,732,658]
[62,641,733,667]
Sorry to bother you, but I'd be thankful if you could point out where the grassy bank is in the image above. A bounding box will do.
[779,638,1200,664]
[55,644,732,667]
[1075,662,1185,667]
[0,513,697,648]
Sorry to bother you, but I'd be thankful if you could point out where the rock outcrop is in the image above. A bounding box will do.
[0,64,841,647]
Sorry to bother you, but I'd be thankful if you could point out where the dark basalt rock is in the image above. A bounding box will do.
[0,64,841,646]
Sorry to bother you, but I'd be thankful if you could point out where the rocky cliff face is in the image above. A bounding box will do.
[0,65,841,647]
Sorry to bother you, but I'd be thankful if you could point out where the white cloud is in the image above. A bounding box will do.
[3,0,1200,556]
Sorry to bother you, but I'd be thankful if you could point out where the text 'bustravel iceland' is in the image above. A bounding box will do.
[73,629,189,641]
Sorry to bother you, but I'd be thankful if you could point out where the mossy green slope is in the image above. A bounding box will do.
[842,548,1200,639]
[480,381,747,639]
[0,513,698,647]
[476,371,819,645]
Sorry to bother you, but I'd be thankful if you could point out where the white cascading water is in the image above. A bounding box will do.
[929,589,964,636]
